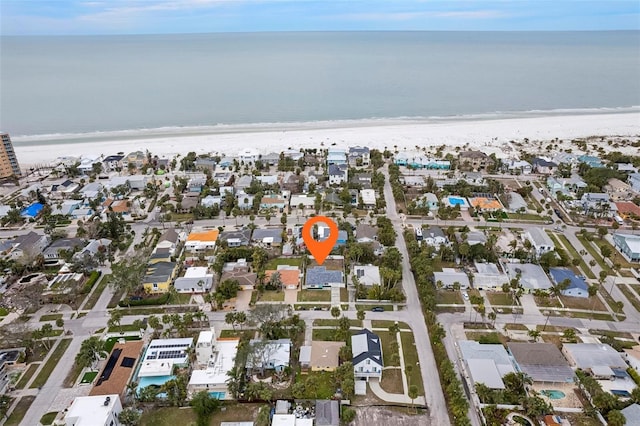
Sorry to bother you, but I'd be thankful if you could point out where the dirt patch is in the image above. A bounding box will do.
[353,406,430,426]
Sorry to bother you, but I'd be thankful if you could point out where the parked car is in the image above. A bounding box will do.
[371,306,384,312]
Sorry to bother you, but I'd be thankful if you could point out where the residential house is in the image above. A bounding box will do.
[549,268,588,298]
[261,152,280,166]
[80,181,103,199]
[505,159,532,175]
[615,202,640,220]
[185,229,219,252]
[282,174,304,193]
[246,339,292,372]
[532,158,558,175]
[473,262,509,291]
[219,229,252,247]
[317,225,347,248]
[188,329,239,400]
[102,198,131,216]
[503,263,553,292]
[546,175,587,199]
[102,155,124,171]
[562,343,627,377]
[213,172,233,185]
[612,233,640,262]
[629,173,640,193]
[578,155,604,168]
[50,179,80,198]
[64,394,123,426]
[142,258,178,294]
[433,269,471,289]
[415,192,439,211]
[525,228,555,257]
[43,238,84,261]
[260,195,287,210]
[126,151,147,168]
[156,228,181,255]
[74,238,111,261]
[221,259,257,290]
[174,267,213,293]
[464,172,485,186]
[327,164,348,186]
[351,329,383,380]
[423,226,448,248]
[201,195,223,208]
[459,231,487,246]
[605,178,633,201]
[252,228,283,247]
[315,400,340,426]
[283,149,304,161]
[238,148,259,164]
[459,151,495,171]
[350,173,373,189]
[290,195,316,210]
[256,175,279,186]
[504,192,528,213]
[360,189,376,208]
[469,196,503,212]
[137,338,193,391]
[310,342,345,372]
[8,231,50,259]
[617,163,638,173]
[621,404,640,426]
[305,266,343,289]
[265,266,300,290]
[89,341,144,399]
[348,146,370,166]
[235,191,255,210]
[126,175,150,191]
[327,149,347,165]
[581,193,616,217]
[458,341,517,389]
[624,345,640,372]
[507,343,574,383]
[353,264,380,287]
[188,175,207,193]
[194,157,217,171]
[52,200,81,217]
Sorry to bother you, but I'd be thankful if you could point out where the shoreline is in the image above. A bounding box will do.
[13,111,640,167]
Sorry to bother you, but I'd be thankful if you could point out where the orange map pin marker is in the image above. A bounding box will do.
[302,216,338,266]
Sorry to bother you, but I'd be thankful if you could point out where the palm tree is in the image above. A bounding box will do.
[527,329,541,342]
[356,310,365,321]
[408,385,419,413]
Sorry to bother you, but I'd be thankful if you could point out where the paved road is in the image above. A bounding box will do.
[381,165,451,426]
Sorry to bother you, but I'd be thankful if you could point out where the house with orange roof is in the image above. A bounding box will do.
[469,196,503,212]
[185,229,219,252]
[102,198,131,215]
[265,266,301,290]
[615,202,640,220]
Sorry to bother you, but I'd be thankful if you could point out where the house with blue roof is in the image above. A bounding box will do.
[578,155,604,168]
[549,267,589,298]
[305,266,344,289]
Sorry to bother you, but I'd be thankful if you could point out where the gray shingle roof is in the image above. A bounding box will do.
[306,266,343,286]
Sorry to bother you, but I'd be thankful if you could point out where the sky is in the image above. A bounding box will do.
[1,0,639,36]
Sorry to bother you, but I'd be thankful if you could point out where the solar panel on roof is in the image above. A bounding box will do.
[120,357,136,368]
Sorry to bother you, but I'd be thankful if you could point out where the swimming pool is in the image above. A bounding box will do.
[541,390,566,399]
[448,197,465,205]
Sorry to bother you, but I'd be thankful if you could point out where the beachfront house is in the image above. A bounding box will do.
[328,164,348,186]
[348,146,370,166]
[458,151,494,172]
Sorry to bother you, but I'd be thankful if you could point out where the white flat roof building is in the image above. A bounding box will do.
[353,264,381,287]
[188,337,240,400]
[360,189,376,206]
[65,394,122,426]
[138,338,193,377]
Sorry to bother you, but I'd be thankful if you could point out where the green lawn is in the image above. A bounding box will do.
[166,292,193,305]
[15,363,39,389]
[619,285,640,313]
[104,336,142,352]
[378,331,401,367]
[40,412,58,425]
[313,319,362,327]
[258,291,285,302]
[591,238,635,269]
[576,234,610,273]
[83,274,110,310]
[400,332,424,396]
[107,323,145,333]
[558,311,614,321]
[4,396,35,426]
[504,323,529,331]
[312,329,339,341]
[559,295,607,312]
[0,307,9,316]
[80,371,98,384]
[371,320,411,330]
[486,292,514,306]
[140,403,263,426]
[266,257,303,269]
[507,213,546,221]
[39,313,63,322]
[298,290,331,302]
[302,371,337,399]
[436,290,463,305]
[555,234,596,279]
[355,304,393,311]
[30,339,72,388]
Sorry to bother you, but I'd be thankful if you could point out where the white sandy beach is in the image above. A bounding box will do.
[12,112,640,167]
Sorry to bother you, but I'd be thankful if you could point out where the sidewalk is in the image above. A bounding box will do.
[368,378,426,405]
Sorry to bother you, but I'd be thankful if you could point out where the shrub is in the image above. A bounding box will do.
[118,293,169,307]
[80,271,102,294]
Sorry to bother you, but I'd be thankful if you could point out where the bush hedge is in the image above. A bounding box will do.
[80,271,102,294]
[118,293,169,307]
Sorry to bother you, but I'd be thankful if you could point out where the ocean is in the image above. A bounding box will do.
[1,31,639,138]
